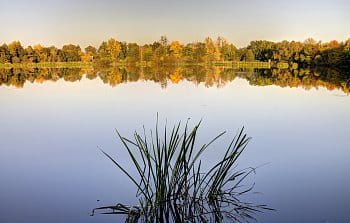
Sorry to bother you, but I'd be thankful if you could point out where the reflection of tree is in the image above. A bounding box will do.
[108,71,123,87]
[169,68,183,84]
[247,68,350,94]
[85,69,98,80]
[61,68,84,82]
[0,66,349,94]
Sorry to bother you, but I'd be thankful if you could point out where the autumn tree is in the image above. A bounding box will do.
[170,41,183,60]
[0,37,349,69]
[106,38,121,63]
[204,37,220,62]
[34,45,51,62]
[81,45,96,62]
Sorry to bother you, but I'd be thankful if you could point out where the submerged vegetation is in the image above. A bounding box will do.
[0,36,349,68]
[92,120,273,223]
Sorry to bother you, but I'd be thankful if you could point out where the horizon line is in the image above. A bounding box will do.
[1,36,349,49]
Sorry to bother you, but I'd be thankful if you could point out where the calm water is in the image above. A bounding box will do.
[0,67,349,223]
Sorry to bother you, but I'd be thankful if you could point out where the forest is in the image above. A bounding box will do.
[0,36,349,68]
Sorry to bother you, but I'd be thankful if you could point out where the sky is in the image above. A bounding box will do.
[0,0,349,48]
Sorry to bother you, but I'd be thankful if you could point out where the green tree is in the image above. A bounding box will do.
[0,44,11,63]
[85,45,97,56]
[48,46,60,62]
[182,44,195,62]
[125,43,140,63]
[193,42,206,63]
[23,46,36,63]
[8,41,25,63]
[118,42,128,61]
[60,44,81,62]
[220,43,238,61]
[141,45,153,62]
[95,41,112,66]
[244,49,255,61]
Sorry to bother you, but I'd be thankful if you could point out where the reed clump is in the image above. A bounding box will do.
[92,120,272,223]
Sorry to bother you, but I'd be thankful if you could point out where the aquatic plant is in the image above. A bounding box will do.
[92,120,272,223]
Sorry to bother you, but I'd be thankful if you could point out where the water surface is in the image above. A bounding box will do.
[0,67,349,223]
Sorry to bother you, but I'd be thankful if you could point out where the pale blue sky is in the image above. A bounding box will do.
[0,0,349,48]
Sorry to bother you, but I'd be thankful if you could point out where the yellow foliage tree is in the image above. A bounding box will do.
[107,38,121,62]
[170,41,183,59]
[204,37,220,62]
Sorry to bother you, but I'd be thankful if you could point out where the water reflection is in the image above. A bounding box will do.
[1,66,349,94]
[0,68,349,223]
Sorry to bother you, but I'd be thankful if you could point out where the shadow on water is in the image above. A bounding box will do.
[91,119,274,223]
[0,66,349,94]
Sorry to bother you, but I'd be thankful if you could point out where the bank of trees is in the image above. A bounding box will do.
[0,41,83,63]
[246,38,350,68]
[0,37,349,68]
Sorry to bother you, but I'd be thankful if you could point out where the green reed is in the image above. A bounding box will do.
[92,120,272,223]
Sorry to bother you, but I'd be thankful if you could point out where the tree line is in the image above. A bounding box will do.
[0,36,349,68]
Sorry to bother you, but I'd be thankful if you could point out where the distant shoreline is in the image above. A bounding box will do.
[1,38,348,70]
[0,61,290,69]
[0,62,92,69]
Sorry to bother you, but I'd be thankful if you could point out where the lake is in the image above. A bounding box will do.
[0,67,349,223]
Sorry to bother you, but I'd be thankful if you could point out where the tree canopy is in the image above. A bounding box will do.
[0,37,349,68]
